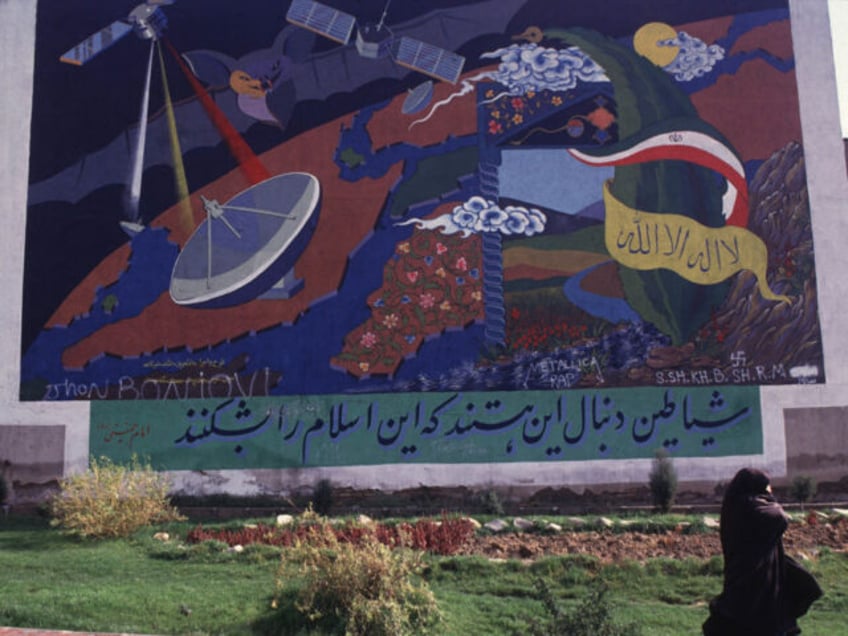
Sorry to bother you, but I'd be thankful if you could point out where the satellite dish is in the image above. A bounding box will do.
[402,80,434,115]
[169,172,321,308]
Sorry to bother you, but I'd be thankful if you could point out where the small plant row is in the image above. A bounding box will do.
[186,514,477,556]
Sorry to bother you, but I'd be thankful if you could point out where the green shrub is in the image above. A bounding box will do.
[648,449,678,513]
[480,489,505,516]
[275,524,441,635]
[789,475,817,510]
[49,456,184,538]
[522,578,641,636]
[0,472,8,505]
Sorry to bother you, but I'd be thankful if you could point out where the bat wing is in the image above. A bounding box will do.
[27,90,252,207]
[181,50,237,88]
[293,0,529,101]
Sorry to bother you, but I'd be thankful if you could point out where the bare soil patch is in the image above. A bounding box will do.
[458,515,848,563]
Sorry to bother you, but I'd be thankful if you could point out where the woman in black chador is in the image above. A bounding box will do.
[703,468,822,635]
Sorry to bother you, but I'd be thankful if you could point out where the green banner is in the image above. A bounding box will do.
[90,386,762,469]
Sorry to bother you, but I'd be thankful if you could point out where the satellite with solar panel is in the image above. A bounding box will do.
[286,0,466,85]
[59,0,175,66]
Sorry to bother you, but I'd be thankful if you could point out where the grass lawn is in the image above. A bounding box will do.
[1,515,846,635]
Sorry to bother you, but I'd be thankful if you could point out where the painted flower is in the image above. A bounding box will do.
[435,267,446,278]
[485,89,495,98]
[359,362,370,373]
[382,313,399,329]
[419,292,435,309]
[471,290,482,302]
[552,95,563,106]
[488,119,503,135]
[397,242,411,254]
[440,300,452,311]
[455,256,468,271]
[512,113,524,125]
[511,97,525,110]
[360,331,377,348]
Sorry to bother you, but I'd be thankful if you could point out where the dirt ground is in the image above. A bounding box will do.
[457,514,848,562]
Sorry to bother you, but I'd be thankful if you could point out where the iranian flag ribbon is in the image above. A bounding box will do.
[568,127,749,227]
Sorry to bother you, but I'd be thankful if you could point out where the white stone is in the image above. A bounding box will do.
[484,519,509,532]
[275,514,294,526]
[513,517,535,530]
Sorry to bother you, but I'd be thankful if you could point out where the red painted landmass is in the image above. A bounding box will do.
[692,59,801,162]
[679,18,800,163]
[676,16,733,50]
[47,245,132,327]
[580,261,625,298]
[366,69,490,150]
[504,264,574,281]
[728,19,795,61]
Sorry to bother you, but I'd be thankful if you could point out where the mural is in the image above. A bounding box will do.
[23,0,823,418]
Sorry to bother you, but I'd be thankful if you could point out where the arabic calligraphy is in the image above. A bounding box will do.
[92,387,761,467]
[603,182,789,303]
[142,358,226,370]
[95,421,151,449]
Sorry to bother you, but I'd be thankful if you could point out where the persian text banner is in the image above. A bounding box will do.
[90,386,762,469]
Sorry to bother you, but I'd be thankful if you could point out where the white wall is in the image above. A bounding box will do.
[0,1,89,479]
[1,0,846,495]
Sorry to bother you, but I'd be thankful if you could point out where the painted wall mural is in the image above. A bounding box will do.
[22,1,823,463]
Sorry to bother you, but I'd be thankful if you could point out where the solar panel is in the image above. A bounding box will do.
[392,36,465,84]
[286,0,356,46]
[59,20,134,65]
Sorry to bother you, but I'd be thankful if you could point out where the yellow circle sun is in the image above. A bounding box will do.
[633,22,680,67]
